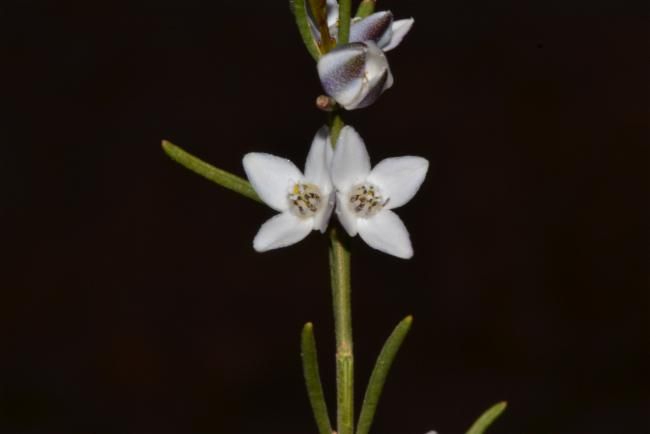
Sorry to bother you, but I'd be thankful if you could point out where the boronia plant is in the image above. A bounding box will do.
[162,1,506,433]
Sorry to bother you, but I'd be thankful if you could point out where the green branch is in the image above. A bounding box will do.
[329,227,354,434]
[337,0,352,45]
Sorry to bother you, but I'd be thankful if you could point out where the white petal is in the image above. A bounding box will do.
[352,42,392,108]
[253,212,313,252]
[325,134,334,165]
[331,126,371,191]
[326,0,339,27]
[335,192,359,236]
[243,153,303,212]
[367,156,429,209]
[383,18,414,52]
[304,125,332,193]
[354,68,391,109]
[317,43,367,108]
[357,210,413,258]
[349,11,393,47]
[313,191,335,233]
[364,41,390,84]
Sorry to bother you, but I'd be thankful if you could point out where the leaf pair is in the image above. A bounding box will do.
[302,316,507,434]
[301,316,412,434]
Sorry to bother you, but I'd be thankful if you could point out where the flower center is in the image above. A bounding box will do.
[288,183,322,218]
[348,183,389,217]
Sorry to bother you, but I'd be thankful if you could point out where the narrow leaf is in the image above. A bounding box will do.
[356,315,413,434]
[301,323,333,434]
[290,0,322,60]
[355,0,376,18]
[161,140,261,203]
[466,401,507,434]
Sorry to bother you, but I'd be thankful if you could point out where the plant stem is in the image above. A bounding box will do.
[329,112,345,146]
[329,226,354,434]
[337,0,352,45]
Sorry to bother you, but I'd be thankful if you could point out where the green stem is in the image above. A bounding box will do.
[161,140,261,203]
[329,227,353,434]
[327,113,353,434]
[328,112,345,146]
[337,0,352,45]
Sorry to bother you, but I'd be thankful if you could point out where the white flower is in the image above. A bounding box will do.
[307,1,414,52]
[318,41,393,110]
[243,127,335,252]
[331,126,428,259]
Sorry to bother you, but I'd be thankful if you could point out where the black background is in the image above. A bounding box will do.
[1,0,647,433]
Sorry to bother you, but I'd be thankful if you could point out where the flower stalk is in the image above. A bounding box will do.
[337,0,352,45]
[329,225,354,434]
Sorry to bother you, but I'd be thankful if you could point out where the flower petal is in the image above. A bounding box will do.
[349,11,393,47]
[351,42,393,108]
[357,210,413,258]
[383,18,414,52]
[335,192,359,236]
[326,0,339,27]
[303,125,333,193]
[355,68,389,109]
[243,153,303,212]
[367,156,429,209]
[253,212,313,252]
[317,43,367,109]
[313,191,335,233]
[331,126,371,192]
[364,41,391,85]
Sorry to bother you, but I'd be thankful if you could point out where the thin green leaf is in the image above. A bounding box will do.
[466,402,507,434]
[301,323,333,434]
[290,0,322,60]
[161,140,261,203]
[356,315,413,434]
[355,0,376,18]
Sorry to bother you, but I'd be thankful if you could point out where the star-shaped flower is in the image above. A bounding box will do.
[243,127,334,252]
[331,126,429,258]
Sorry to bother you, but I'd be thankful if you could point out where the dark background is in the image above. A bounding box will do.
[1,0,647,433]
